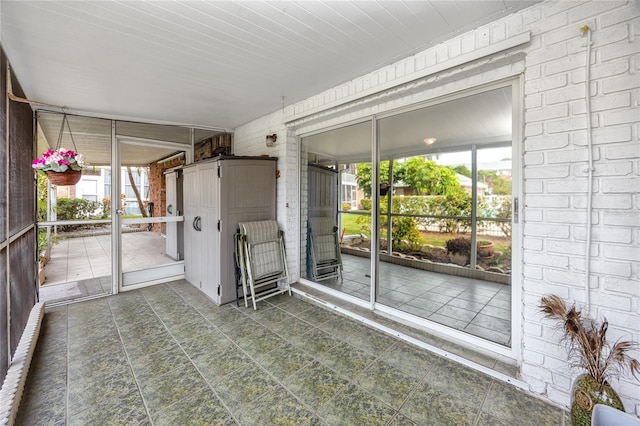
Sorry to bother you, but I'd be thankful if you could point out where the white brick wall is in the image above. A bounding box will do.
[233,0,640,414]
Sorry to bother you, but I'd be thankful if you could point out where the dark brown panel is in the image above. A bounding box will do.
[0,248,7,385]
[9,231,36,356]
[8,62,34,235]
[1,48,7,242]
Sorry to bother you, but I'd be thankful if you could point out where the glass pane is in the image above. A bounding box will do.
[301,121,372,302]
[120,142,186,287]
[376,86,513,347]
[36,112,113,304]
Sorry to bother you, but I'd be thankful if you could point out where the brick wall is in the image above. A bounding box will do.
[233,112,300,281]
[148,157,184,233]
[233,0,640,413]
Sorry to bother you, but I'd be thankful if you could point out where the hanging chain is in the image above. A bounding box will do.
[55,110,79,153]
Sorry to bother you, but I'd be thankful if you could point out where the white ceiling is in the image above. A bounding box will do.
[1,1,538,130]
[305,85,513,162]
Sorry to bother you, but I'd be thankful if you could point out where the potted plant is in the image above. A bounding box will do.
[540,295,640,426]
[32,148,85,186]
[445,236,471,266]
[477,240,495,258]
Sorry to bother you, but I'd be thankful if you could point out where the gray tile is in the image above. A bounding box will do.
[297,305,338,325]
[191,345,253,384]
[433,304,479,323]
[480,304,511,320]
[347,326,397,355]
[68,346,129,382]
[140,365,208,413]
[153,387,236,426]
[292,328,342,356]
[213,367,280,413]
[428,312,469,330]
[271,317,314,339]
[468,313,511,334]
[123,330,178,360]
[256,343,315,380]
[482,381,564,426]
[68,368,139,415]
[318,341,377,380]
[426,361,492,406]
[238,385,315,425]
[68,392,148,426]
[355,359,419,409]
[130,344,192,383]
[400,382,478,425]
[168,318,219,344]
[379,341,440,377]
[283,361,349,410]
[317,384,395,426]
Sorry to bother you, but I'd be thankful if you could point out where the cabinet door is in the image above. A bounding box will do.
[182,167,200,287]
[199,162,218,210]
[199,208,220,302]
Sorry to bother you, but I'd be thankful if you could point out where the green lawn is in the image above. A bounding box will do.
[339,212,369,236]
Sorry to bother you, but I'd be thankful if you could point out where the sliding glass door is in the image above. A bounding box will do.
[300,81,519,348]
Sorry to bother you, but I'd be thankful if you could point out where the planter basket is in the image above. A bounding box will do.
[46,169,82,186]
[571,375,624,426]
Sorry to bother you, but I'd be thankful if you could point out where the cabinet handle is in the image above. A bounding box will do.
[167,204,173,214]
[193,216,201,231]
[196,216,202,231]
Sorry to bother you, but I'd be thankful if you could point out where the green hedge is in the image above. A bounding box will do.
[357,194,511,236]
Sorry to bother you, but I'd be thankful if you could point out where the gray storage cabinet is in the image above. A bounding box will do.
[183,156,277,305]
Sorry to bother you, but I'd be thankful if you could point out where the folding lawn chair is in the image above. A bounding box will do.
[235,220,291,310]
[307,217,343,283]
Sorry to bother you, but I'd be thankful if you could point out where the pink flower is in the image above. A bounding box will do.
[31,158,45,169]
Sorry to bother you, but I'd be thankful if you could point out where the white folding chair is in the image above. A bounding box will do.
[308,217,343,283]
[236,220,291,310]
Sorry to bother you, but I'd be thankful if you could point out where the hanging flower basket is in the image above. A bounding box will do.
[45,169,82,186]
[32,113,86,186]
[33,148,85,186]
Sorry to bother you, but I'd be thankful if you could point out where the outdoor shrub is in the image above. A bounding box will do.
[391,216,422,247]
[360,199,372,211]
[341,202,352,211]
[478,195,512,237]
[445,237,472,256]
[56,198,101,221]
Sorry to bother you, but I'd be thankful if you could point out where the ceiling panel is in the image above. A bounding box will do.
[304,86,512,162]
[2,1,539,129]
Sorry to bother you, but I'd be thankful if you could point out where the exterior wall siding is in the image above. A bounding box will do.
[233,0,640,414]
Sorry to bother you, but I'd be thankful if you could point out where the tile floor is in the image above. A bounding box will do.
[319,255,512,346]
[42,230,511,346]
[18,280,566,425]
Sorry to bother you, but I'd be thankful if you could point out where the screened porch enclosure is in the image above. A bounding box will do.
[35,111,226,304]
[300,84,517,348]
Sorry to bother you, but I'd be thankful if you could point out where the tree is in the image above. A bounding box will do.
[478,170,511,195]
[396,157,465,196]
[355,157,466,198]
[451,164,472,178]
[127,167,148,217]
[355,161,395,198]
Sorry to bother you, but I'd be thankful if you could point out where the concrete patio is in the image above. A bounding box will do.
[39,230,178,304]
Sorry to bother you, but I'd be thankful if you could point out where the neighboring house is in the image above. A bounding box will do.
[2,0,638,417]
[54,167,150,216]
